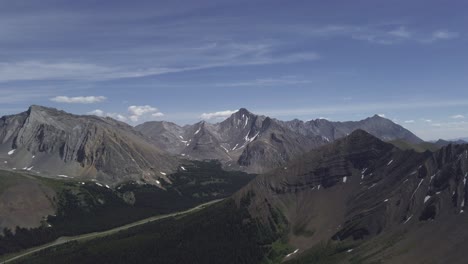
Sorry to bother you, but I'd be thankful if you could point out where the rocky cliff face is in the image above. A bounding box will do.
[0,106,177,185]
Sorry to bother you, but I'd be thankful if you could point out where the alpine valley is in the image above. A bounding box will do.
[1,106,467,264]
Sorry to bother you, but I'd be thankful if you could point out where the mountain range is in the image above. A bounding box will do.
[0,106,424,184]
[136,108,423,173]
[15,130,468,263]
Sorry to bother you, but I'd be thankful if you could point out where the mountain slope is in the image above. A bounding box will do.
[0,105,177,185]
[20,130,467,264]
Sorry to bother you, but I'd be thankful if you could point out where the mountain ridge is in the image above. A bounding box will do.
[136,108,423,173]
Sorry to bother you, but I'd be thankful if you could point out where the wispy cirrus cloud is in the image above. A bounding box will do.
[0,44,319,82]
[214,75,314,87]
[450,114,465,119]
[51,95,106,104]
[431,30,460,40]
[302,24,461,45]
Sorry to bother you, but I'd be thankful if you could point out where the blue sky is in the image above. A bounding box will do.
[1,0,468,140]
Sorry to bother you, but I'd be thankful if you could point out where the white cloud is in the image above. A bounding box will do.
[200,110,238,120]
[404,120,415,123]
[87,109,128,122]
[88,109,105,116]
[388,26,412,38]
[423,119,433,123]
[51,95,106,104]
[215,76,313,87]
[128,105,164,122]
[450,114,465,119]
[152,112,164,117]
[432,30,460,40]
[88,105,164,123]
[377,114,386,118]
[318,24,460,45]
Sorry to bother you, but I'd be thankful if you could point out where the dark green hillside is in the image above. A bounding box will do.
[0,161,254,257]
[18,197,288,264]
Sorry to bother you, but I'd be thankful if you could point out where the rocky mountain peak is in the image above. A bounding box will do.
[237,108,253,116]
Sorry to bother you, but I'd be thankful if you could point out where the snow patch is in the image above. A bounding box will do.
[58,175,69,178]
[232,144,239,151]
[317,185,321,190]
[410,179,424,199]
[105,184,110,189]
[384,199,389,203]
[7,149,15,155]
[27,166,33,171]
[285,249,299,258]
[343,176,348,183]
[180,166,186,171]
[403,215,413,224]
[429,174,436,184]
[160,172,167,176]
[95,183,103,187]
[32,155,35,159]
[424,195,431,203]
[244,131,260,143]
[221,145,230,153]
[387,159,393,166]
[347,249,354,253]
[155,180,161,185]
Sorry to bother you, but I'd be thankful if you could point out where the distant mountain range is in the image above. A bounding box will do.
[0,105,451,183]
[136,108,423,173]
